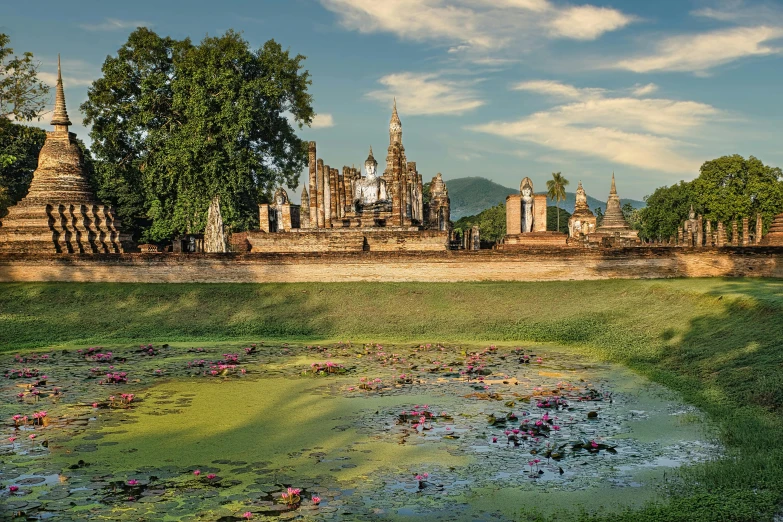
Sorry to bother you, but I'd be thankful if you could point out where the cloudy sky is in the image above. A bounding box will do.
[4,0,783,200]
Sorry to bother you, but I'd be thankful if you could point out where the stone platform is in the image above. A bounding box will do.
[245,229,450,253]
[498,232,569,249]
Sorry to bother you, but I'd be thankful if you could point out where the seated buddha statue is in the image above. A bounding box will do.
[352,146,390,213]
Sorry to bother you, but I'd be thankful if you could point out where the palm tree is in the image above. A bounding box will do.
[546,172,569,232]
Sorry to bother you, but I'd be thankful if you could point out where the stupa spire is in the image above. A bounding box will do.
[610,172,617,195]
[50,55,72,130]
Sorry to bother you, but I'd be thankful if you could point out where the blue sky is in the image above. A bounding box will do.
[3,0,783,201]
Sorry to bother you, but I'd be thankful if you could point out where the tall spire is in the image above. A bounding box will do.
[50,54,72,129]
[390,98,401,139]
[610,172,617,195]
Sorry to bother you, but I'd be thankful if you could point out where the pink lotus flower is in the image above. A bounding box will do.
[127,479,139,486]
[312,495,321,505]
[28,434,36,440]
[92,402,98,408]
[591,440,598,448]
[243,512,253,519]
[193,470,201,476]
[9,485,19,492]
[553,425,561,431]
[207,473,217,480]
[492,437,497,443]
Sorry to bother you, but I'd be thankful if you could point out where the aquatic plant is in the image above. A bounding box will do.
[414,472,429,489]
[280,487,301,506]
[98,371,128,385]
[308,361,347,375]
[4,367,40,379]
[311,496,321,505]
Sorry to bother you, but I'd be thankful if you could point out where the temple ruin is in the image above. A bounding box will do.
[0,57,132,254]
[248,101,451,252]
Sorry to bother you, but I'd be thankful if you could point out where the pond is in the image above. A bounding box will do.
[1,342,720,521]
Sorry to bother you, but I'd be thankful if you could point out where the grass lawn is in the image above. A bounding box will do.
[2,278,782,521]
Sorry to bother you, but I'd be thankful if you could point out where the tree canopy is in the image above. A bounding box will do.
[0,119,46,216]
[638,155,783,240]
[0,33,51,122]
[82,28,314,241]
[546,172,569,232]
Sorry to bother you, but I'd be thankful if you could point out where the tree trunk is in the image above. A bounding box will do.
[204,195,227,253]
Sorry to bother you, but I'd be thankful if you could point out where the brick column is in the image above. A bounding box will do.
[696,215,703,247]
[324,164,332,228]
[731,221,739,246]
[308,142,317,228]
[330,167,339,222]
[316,159,325,228]
[756,214,763,244]
[716,221,725,247]
[742,217,749,246]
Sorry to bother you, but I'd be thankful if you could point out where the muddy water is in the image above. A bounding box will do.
[0,342,719,521]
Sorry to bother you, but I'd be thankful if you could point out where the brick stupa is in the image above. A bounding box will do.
[761,212,783,246]
[0,57,132,253]
[594,173,638,239]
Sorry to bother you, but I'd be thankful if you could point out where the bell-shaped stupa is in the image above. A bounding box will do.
[595,173,636,237]
[0,56,132,253]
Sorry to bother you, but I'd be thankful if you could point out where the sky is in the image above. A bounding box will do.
[3,0,783,201]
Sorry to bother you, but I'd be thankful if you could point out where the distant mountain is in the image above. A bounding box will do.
[445,176,645,220]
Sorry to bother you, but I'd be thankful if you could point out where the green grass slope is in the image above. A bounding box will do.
[2,279,783,521]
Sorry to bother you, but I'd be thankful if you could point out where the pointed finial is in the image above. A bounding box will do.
[51,54,72,129]
[393,97,397,112]
[610,172,617,195]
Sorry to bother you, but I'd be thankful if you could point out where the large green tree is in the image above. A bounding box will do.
[0,119,46,216]
[546,172,568,232]
[693,155,783,226]
[638,155,783,240]
[0,33,51,121]
[454,203,506,244]
[82,28,314,241]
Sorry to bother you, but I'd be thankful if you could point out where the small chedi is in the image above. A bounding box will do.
[592,174,639,245]
[0,58,131,254]
[500,177,567,248]
[250,100,451,252]
[568,181,597,239]
[761,210,783,246]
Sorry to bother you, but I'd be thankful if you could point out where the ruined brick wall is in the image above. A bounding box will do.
[2,248,783,283]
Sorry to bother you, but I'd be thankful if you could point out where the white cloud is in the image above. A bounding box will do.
[79,18,152,32]
[319,0,636,61]
[547,5,635,40]
[631,83,658,97]
[366,72,484,115]
[311,113,335,128]
[692,0,783,24]
[614,25,783,73]
[469,80,722,174]
[512,80,604,99]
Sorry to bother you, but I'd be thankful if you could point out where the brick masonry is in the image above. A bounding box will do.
[1,248,782,283]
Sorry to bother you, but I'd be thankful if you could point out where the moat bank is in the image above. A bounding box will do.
[2,279,783,521]
[1,247,783,283]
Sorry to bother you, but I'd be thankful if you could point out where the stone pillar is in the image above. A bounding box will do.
[677,227,683,246]
[742,217,749,246]
[756,213,763,244]
[258,204,271,233]
[705,221,712,247]
[328,167,338,224]
[471,225,480,250]
[316,159,325,228]
[506,195,521,235]
[533,194,548,232]
[280,204,292,232]
[308,142,317,228]
[339,167,348,219]
[696,215,703,248]
[716,221,725,247]
[731,221,739,246]
[322,164,331,228]
[300,187,310,229]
